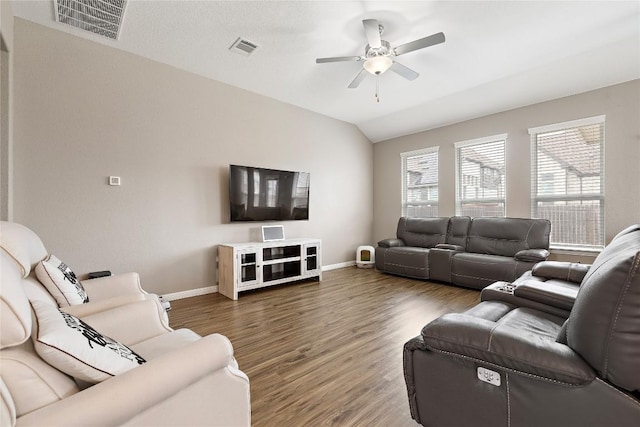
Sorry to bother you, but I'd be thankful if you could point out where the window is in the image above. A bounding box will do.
[455,134,506,217]
[530,116,605,250]
[292,172,309,208]
[401,147,438,217]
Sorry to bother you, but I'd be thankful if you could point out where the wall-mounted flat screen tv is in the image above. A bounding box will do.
[229,165,310,222]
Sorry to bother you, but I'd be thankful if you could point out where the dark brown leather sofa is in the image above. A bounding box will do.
[376,216,551,289]
[403,224,640,426]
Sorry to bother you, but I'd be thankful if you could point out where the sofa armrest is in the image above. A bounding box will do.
[532,261,590,284]
[60,294,146,318]
[421,313,595,384]
[62,299,172,345]
[82,272,146,301]
[514,249,550,262]
[16,334,250,426]
[513,280,579,311]
[434,243,465,251]
[377,238,405,248]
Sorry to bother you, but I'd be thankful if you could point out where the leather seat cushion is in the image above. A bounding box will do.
[377,247,430,279]
[451,253,532,289]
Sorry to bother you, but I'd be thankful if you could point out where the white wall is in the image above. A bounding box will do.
[373,80,640,261]
[12,19,373,295]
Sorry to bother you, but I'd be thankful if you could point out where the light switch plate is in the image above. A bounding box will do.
[109,176,121,186]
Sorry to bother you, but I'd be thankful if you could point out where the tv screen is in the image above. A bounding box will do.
[229,165,310,222]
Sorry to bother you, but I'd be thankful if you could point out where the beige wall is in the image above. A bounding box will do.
[0,0,14,221]
[373,79,640,261]
[13,19,373,296]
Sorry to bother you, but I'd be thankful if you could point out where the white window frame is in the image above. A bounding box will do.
[401,147,439,218]
[529,115,605,251]
[454,134,507,217]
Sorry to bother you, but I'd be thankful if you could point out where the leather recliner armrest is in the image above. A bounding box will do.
[513,280,579,311]
[377,238,405,248]
[434,243,465,251]
[532,261,591,284]
[421,313,595,385]
[514,249,550,262]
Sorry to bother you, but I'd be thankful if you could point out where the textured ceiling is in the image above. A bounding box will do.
[11,0,640,142]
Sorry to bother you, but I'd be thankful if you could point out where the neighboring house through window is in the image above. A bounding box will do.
[455,134,506,217]
[401,147,438,217]
[530,115,605,250]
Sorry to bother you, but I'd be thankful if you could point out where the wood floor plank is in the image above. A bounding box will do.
[169,267,480,426]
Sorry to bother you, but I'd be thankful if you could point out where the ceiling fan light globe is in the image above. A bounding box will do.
[363,56,392,75]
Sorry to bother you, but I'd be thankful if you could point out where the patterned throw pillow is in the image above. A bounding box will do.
[35,254,89,306]
[31,300,146,383]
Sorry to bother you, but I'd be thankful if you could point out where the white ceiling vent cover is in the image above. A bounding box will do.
[54,0,127,40]
[229,37,259,56]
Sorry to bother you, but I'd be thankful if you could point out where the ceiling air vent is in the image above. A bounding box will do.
[54,0,127,41]
[229,37,259,56]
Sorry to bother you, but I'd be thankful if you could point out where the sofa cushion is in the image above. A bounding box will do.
[31,300,146,383]
[1,341,79,417]
[0,378,15,427]
[377,247,430,279]
[35,255,89,306]
[0,254,32,349]
[466,217,550,257]
[566,224,640,392]
[396,217,449,248]
[444,216,471,248]
[451,252,533,289]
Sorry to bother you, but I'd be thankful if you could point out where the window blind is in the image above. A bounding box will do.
[530,116,605,249]
[401,147,438,218]
[455,136,506,217]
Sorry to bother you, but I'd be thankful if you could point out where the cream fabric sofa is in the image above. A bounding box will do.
[0,221,169,323]
[0,221,251,426]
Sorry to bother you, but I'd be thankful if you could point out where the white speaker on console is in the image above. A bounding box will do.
[262,225,285,242]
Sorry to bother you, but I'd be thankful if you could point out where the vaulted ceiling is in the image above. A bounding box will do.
[11,1,640,142]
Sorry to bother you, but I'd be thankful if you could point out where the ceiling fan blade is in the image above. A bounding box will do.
[363,19,382,48]
[390,61,419,81]
[393,32,445,56]
[316,56,362,63]
[348,69,367,88]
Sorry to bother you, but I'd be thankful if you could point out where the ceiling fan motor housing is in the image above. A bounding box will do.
[365,40,392,58]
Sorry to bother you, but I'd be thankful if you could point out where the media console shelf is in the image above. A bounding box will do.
[218,238,322,300]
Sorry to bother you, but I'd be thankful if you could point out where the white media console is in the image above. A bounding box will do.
[218,238,322,300]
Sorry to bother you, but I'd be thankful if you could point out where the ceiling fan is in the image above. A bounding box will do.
[316,19,445,90]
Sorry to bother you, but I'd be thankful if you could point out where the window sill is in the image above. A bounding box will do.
[550,246,603,256]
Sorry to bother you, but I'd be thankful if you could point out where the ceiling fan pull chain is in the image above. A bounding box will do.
[376,77,380,103]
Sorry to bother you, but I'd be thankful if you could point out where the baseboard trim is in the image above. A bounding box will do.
[163,285,218,301]
[322,261,356,271]
[163,262,355,300]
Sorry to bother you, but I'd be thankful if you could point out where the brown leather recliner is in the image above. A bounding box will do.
[404,224,640,426]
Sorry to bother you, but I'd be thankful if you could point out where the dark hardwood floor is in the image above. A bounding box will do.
[169,267,480,426]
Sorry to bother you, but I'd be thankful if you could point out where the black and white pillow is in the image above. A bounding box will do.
[31,300,146,383]
[35,254,89,306]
